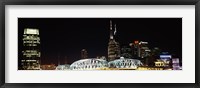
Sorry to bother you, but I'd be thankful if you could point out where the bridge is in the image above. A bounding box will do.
[69,57,143,70]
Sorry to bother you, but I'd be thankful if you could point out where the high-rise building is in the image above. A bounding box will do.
[139,41,151,58]
[129,41,151,58]
[120,46,132,58]
[21,28,41,70]
[81,49,88,59]
[108,20,120,61]
[129,41,140,58]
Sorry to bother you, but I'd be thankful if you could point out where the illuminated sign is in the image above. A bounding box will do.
[155,61,165,67]
[160,55,172,59]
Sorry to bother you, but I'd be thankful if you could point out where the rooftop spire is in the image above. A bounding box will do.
[110,20,112,31]
[110,20,114,39]
[114,24,117,35]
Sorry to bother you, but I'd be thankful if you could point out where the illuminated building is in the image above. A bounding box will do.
[153,52,173,69]
[151,47,161,57]
[21,28,41,70]
[129,41,140,58]
[146,47,161,66]
[129,41,151,58]
[81,49,88,59]
[159,53,172,67]
[154,59,166,67]
[139,41,151,58]
[120,46,132,58]
[154,53,172,67]
[172,58,181,70]
[41,64,56,70]
[108,20,120,61]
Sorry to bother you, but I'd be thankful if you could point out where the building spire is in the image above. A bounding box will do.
[110,20,112,30]
[114,24,117,35]
[110,20,114,39]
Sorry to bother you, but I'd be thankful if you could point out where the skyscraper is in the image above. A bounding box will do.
[121,46,132,58]
[129,41,140,58]
[81,49,88,59]
[139,41,151,58]
[108,20,120,61]
[130,41,151,58]
[21,28,41,70]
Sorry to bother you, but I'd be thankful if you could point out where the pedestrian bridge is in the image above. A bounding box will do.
[108,58,143,69]
[69,57,143,70]
[70,58,108,70]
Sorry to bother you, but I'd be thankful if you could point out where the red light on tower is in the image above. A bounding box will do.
[134,41,139,44]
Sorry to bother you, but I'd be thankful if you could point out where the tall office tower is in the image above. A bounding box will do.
[81,49,88,59]
[21,28,41,70]
[121,46,132,58]
[108,20,120,61]
[129,41,140,58]
[139,41,151,58]
[129,41,151,58]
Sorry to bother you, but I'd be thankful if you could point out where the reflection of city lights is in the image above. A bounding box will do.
[137,67,164,70]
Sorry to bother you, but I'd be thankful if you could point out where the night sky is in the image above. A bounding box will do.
[18,18,182,65]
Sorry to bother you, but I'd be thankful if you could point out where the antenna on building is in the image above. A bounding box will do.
[110,20,114,39]
[110,20,112,31]
[114,24,117,35]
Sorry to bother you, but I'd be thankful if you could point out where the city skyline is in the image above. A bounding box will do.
[18,18,182,65]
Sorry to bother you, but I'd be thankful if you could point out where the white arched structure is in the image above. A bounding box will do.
[108,57,143,69]
[70,58,108,70]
